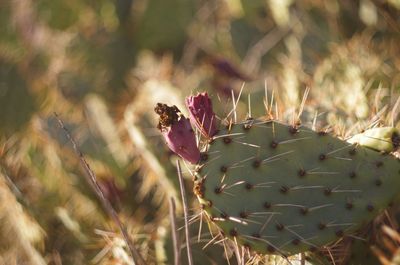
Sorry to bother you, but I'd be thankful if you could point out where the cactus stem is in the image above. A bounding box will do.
[193,118,400,255]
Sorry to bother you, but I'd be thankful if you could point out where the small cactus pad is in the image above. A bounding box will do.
[195,119,400,255]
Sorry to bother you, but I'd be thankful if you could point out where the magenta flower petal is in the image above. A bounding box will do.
[163,117,200,164]
[155,103,200,164]
[185,92,218,138]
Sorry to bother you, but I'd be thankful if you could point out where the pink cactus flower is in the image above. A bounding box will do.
[155,103,200,164]
[185,92,218,138]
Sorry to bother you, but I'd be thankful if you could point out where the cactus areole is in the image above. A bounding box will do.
[156,97,400,256]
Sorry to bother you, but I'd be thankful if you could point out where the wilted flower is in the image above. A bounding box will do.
[155,103,200,164]
[185,92,218,138]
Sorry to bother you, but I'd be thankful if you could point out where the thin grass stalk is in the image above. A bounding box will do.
[55,113,146,265]
[176,160,193,265]
[169,197,180,265]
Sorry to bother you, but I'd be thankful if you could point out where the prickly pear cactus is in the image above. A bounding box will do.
[193,119,400,256]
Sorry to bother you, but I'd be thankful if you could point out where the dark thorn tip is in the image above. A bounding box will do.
[276,223,284,231]
[223,137,232,144]
[298,169,306,177]
[200,153,208,161]
[270,140,278,149]
[229,228,238,237]
[252,160,261,168]
[245,183,253,190]
[220,166,228,173]
[264,202,272,209]
[280,186,289,193]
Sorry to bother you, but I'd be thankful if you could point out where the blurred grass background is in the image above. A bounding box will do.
[1,0,400,264]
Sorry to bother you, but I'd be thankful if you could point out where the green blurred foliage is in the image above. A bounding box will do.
[135,0,195,53]
[36,0,80,30]
[0,62,36,136]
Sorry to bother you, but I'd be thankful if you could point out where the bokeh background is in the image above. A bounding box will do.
[1,0,400,264]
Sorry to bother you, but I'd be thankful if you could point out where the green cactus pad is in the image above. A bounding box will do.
[194,119,400,255]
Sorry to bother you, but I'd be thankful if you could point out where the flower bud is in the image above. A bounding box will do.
[185,92,217,138]
[155,103,200,164]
